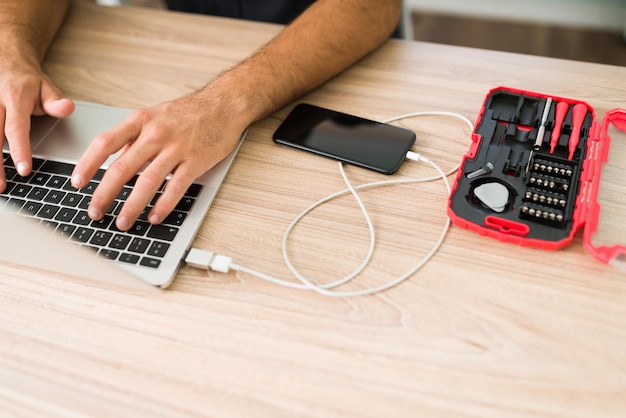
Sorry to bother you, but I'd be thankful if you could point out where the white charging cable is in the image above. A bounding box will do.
[185,111,474,297]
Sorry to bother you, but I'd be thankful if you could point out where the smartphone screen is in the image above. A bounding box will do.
[273,103,416,174]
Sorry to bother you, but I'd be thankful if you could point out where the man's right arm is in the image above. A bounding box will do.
[0,0,74,182]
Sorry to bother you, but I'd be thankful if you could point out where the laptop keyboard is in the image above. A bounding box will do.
[1,152,201,269]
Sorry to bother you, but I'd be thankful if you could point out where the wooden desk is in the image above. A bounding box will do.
[2,1,625,416]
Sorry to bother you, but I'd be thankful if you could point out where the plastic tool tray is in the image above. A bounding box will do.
[448,86,626,266]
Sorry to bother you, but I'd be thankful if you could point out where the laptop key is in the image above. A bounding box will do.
[13,173,35,184]
[57,223,77,237]
[90,231,113,247]
[99,249,119,260]
[91,214,114,229]
[92,168,106,182]
[62,181,80,192]
[55,207,78,223]
[46,175,68,189]
[72,227,95,243]
[147,224,178,242]
[140,257,161,269]
[1,182,16,195]
[39,160,74,176]
[117,186,132,201]
[105,200,120,216]
[126,221,150,236]
[128,237,150,254]
[137,207,151,221]
[27,186,48,201]
[147,241,170,258]
[12,184,32,198]
[32,158,46,171]
[175,197,195,212]
[162,210,187,226]
[80,181,99,195]
[119,253,140,265]
[149,193,161,206]
[44,190,66,204]
[38,204,60,219]
[185,183,203,197]
[78,195,91,209]
[109,234,131,250]
[61,193,82,207]
[29,173,51,186]
[3,167,17,181]
[20,201,43,215]
[73,211,92,226]
[113,202,123,215]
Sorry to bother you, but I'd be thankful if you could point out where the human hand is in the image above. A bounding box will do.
[70,90,247,231]
[0,62,74,187]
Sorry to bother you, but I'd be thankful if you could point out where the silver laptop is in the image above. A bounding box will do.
[0,101,245,288]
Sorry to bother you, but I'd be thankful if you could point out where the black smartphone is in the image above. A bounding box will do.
[273,103,416,174]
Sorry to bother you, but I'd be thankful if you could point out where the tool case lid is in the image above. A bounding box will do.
[582,108,626,270]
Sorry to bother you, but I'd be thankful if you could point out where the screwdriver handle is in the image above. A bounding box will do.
[550,102,569,154]
[568,103,588,160]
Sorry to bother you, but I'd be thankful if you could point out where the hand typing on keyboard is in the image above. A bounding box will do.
[0,5,248,233]
[69,87,247,231]
[0,57,75,182]
[0,5,248,234]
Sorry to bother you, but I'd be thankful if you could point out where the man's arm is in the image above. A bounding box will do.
[213,0,402,126]
[0,0,75,179]
[0,0,69,63]
[73,0,403,230]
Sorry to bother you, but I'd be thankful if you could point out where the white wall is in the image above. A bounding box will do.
[96,0,126,5]
[406,0,625,34]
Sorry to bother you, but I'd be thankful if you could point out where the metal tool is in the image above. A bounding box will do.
[467,162,494,179]
[534,97,552,149]
[525,97,552,176]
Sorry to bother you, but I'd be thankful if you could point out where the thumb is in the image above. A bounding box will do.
[40,80,75,118]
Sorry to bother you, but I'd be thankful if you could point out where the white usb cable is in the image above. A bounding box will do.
[185,111,474,297]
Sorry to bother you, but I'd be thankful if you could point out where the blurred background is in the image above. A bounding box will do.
[98,0,625,66]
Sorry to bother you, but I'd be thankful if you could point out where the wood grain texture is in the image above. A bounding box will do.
[2,1,626,417]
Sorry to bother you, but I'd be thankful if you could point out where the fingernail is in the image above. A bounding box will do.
[149,213,161,224]
[88,206,102,220]
[71,173,83,187]
[117,215,130,231]
[16,162,28,176]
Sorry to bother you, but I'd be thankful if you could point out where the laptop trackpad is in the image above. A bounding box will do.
[32,101,132,162]
[2,114,57,154]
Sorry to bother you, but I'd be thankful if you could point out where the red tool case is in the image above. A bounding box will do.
[448,86,626,267]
